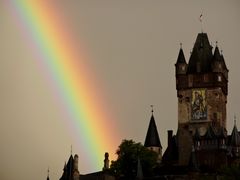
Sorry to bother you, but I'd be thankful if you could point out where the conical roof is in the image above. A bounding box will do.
[144,115,162,148]
[187,33,213,73]
[212,46,222,62]
[220,53,228,71]
[60,155,74,180]
[230,124,240,147]
[176,48,186,64]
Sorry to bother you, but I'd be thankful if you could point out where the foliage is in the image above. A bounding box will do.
[217,164,240,180]
[110,139,158,179]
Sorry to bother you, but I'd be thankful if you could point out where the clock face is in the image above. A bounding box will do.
[199,126,207,136]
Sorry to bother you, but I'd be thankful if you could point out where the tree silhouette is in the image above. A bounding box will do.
[110,139,158,179]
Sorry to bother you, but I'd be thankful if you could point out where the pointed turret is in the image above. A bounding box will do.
[211,44,228,81]
[187,33,213,73]
[60,153,80,180]
[144,107,162,162]
[220,52,228,71]
[230,121,240,147]
[220,51,229,80]
[175,44,187,75]
[47,168,50,180]
[144,114,162,148]
[212,45,222,62]
[229,118,240,157]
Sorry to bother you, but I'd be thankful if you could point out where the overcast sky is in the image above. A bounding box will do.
[1,1,240,180]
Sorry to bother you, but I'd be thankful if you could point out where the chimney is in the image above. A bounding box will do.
[168,130,173,146]
[103,152,109,170]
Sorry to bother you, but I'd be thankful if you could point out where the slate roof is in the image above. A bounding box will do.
[60,155,74,180]
[230,124,240,147]
[176,48,186,64]
[220,53,228,71]
[144,115,162,148]
[187,33,213,73]
[212,46,222,62]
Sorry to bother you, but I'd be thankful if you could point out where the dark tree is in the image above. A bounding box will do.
[110,139,158,179]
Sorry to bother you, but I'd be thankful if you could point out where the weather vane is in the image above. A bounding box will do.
[47,167,50,177]
[150,105,154,114]
[199,13,203,33]
[234,114,237,125]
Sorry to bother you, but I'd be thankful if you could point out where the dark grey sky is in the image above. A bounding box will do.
[0,1,240,180]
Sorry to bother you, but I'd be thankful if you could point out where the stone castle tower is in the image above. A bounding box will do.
[175,32,228,165]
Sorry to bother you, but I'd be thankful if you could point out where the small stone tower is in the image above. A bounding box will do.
[144,108,162,162]
[175,32,228,165]
[103,152,110,170]
[73,154,80,180]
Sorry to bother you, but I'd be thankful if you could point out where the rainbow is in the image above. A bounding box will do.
[5,1,119,172]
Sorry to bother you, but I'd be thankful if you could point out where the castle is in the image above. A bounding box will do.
[47,31,240,179]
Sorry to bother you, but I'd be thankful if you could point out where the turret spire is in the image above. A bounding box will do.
[47,167,50,180]
[234,114,237,126]
[151,105,154,115]
[199,13,203,33]
[144,112,162,148]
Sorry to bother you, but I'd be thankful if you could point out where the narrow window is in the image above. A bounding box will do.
[218,75,222,82]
